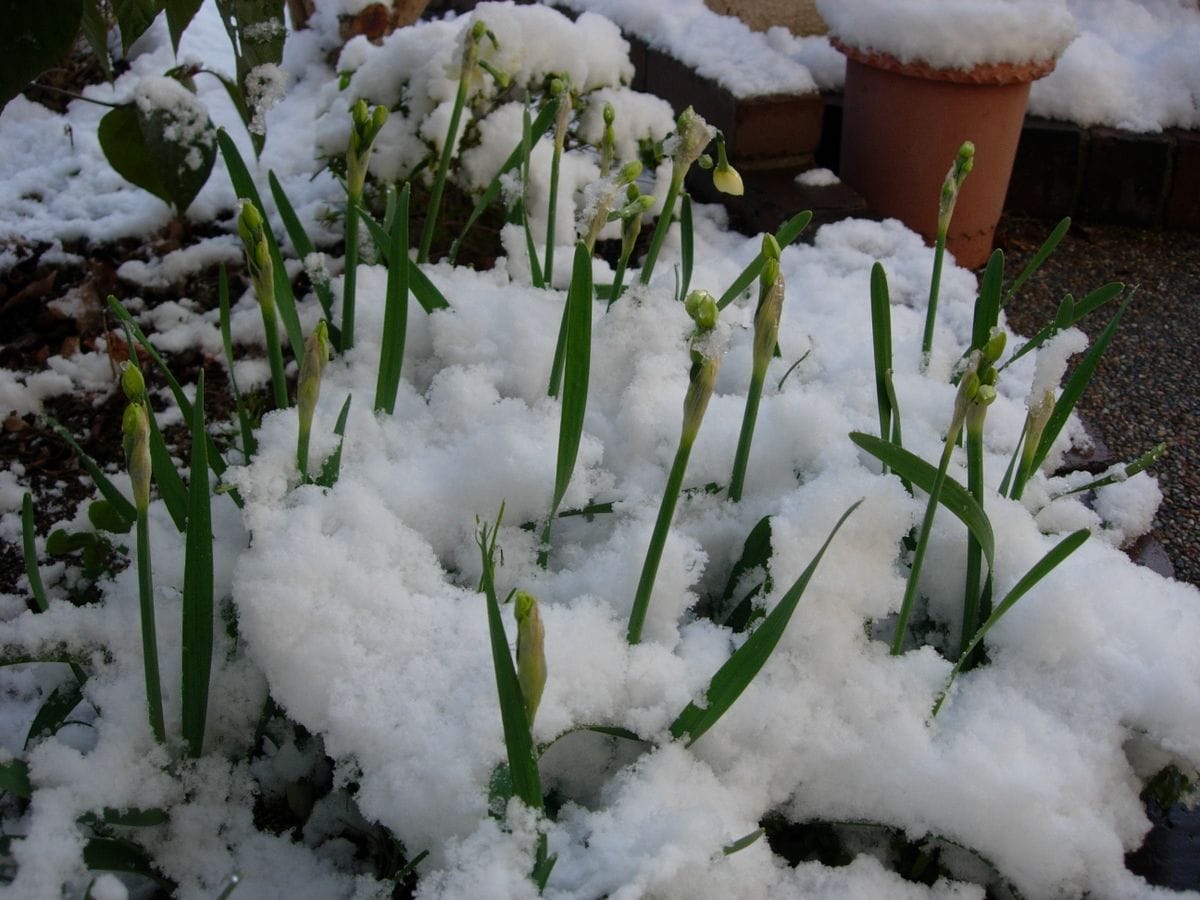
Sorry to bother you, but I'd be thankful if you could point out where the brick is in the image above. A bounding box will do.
[1004,116,1083,219]
[638,44,823,165]
[1079,127,1171,226]
[1165,129,1200,231]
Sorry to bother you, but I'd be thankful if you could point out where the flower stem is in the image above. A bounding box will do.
[728,372,763,502]
[628,435,694,644]
[419,77,469,264]
[960,422,986,662]
[638,173,681,287]
[342,198,361,351]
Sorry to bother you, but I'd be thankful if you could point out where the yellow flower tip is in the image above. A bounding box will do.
[713,163,744,196]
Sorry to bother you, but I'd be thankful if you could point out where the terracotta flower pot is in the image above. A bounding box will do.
[835,40,1056,269]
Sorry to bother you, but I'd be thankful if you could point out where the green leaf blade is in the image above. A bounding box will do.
[181,372,214,758]
[670,500,861,746]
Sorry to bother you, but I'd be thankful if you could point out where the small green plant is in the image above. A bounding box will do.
[728,234,784,502]
[921,141,974,367]
[121,380,165,744]
[238,199,289,410]
[342,99,389,350]
[627,290,721,644]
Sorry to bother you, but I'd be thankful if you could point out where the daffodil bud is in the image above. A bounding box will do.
[238,200,274,312]
[120,362,146,402]
[682,352,720,446]
[617,159,642,185]
[685,290,719,332]
[712,132,743,197]
[937,140,975,238]
[951,352,983,431]
[346,101,387,200]
[298,320,330,420]
[296,320,330,479]
[983,327,1007,365]
[974,383,997,406]
[963,371,981,401]
[600,103,617,175]
[753,270,783,380]
[514,590,546,726]
[122,402,152,512]
[671,106,716,178]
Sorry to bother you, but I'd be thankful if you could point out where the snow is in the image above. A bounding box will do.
[1,1,1198,898]
[814,0,1077,70]
[767,0,1200,133]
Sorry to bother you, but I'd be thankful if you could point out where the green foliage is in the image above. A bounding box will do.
[670,500,861,746]
[98,94,216,215]
[214,0,285,157]
[181,372,214,757]
[0,0,84,112]
[374,184,411,415]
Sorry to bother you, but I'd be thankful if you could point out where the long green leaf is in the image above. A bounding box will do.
[1028,292,1135,475]
[1001,282,1123,371]
[79,0,113,80]
[678,193,694,302]
[670,500,861,746]
[84,837,174,889]
[935,529,1089,715]
[552,243,592,511]
[358,207,451,313]
[850,432,995,577]
[21,494,49,614]
[218,264,257,460]
[375,184,411,415]
[42,416,137,524]
[315,394,352,488]
[181,371,214,758]
[540,243,592,566]
[717,211,812,310]
[449,97,559,264]
[718,516,773,630]
[216,128,305,355]
[478,509,543,810]
[1002,217,1069,307]
[25,679,84,750]
[268,170,337,331]
[869,262,893,455]
[971,250,1004,353]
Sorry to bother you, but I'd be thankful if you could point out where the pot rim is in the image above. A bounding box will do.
[831,37,1057,86]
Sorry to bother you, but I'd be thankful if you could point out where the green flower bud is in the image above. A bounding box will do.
[963,371,981,401]
[696,154,713,170]
[549,78,565,97]
[937,140,976,238]
[671,106,715,176]
[298,320,330,421]
[514,590,546,726]
[761,232,781,262]
[470,19,488,41]
[753,270,783,379]
[122,402,152,512]
[617,159,642,184]
[682,352,720,446]
[238,200,274,313]
[603,103,615,127]
[974,383,997,406]
[685,290,719,331]
[760,257,780,292]
[120,362,146,402]
[983,327,1007,364]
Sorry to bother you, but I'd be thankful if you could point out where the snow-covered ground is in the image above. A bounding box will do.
[1,2,1198,898]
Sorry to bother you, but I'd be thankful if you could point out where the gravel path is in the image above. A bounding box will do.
[994,215,1200,588]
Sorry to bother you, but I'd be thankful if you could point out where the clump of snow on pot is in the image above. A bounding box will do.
[815,0,1076,70]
